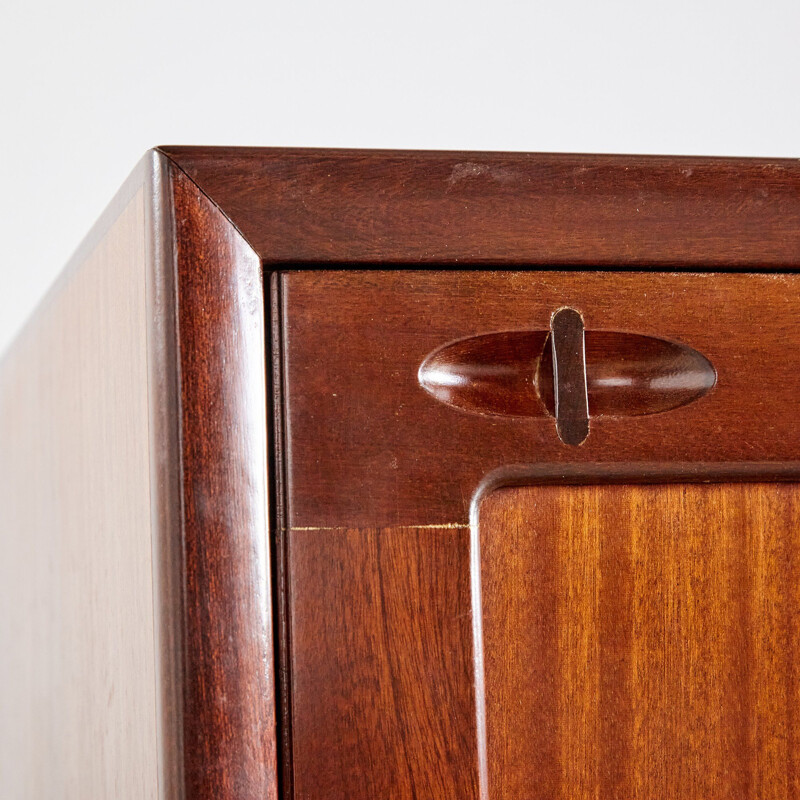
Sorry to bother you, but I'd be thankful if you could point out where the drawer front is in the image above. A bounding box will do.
[276,270,800,800]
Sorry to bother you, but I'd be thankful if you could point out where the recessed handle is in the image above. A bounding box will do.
[418,310,716,446]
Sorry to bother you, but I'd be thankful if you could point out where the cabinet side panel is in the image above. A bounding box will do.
[0,188,159,798]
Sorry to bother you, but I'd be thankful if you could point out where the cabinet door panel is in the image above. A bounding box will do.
[476,483,800,800]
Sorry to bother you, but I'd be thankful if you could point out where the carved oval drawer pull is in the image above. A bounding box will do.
[418,308,716,446]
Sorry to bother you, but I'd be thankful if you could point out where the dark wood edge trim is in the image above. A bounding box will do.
[158,147,800,270]
[149,152,278,799]
[146,150,186,800]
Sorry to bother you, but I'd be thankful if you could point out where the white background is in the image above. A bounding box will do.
[2,0,799,354]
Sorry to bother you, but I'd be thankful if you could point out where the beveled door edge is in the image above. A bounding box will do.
[467,459,800,800]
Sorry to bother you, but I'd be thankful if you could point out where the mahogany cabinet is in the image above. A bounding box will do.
[2,148,800,799]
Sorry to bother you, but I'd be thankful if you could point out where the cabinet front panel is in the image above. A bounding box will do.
[288,526,480,800]
[279,270,800,529]
[277,269,800,800]
[477,483,800,800]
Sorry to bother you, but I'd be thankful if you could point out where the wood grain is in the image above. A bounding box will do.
[280,269,800,529]
[0,181,159,798]
[476,483,800,800]
[167,164,277,800]
[160,147,800,268]
[287,526,480,800]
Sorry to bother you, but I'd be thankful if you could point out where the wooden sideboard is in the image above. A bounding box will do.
[2,148,800,799]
